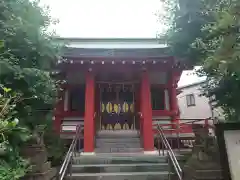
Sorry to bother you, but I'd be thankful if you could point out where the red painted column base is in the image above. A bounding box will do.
[141,71,154,151]
[83,72,95,153]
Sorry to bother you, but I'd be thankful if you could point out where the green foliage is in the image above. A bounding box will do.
[160,0,210,64]
[162,0,240,121]
[0,86,30,179]
[197,0,240,121]
[0,155,28,180]
[0,0,63,128]
[43,113,67,166]
[0,0,64,179]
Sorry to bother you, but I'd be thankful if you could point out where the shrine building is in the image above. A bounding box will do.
[53,38,188,154]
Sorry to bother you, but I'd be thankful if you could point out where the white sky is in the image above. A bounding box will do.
[40,0,204,86]
[41,0,164,38]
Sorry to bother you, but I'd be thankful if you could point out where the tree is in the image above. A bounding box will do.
[0,0,63,127]
[0,86,30,180]
[0,0,64,178]
[161,0,240,121]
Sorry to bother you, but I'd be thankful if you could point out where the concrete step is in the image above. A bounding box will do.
[95,147,143,153]
[95,134,141,153]
[96,142,141,145]
[96,142,140,146]
[96,130,140,138]
[95,143,141,147]
[71,163,169,173]
[95,145,142,149]
[96,137,141,141]
[73,154,169,165]
[96,140,141,145]
[73,153,187,165]
[96,140,140,144]
[66,171,171,180]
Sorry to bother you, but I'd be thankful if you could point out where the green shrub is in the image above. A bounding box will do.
[0,86,30,179]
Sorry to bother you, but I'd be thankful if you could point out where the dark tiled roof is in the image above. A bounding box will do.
[62,47,169,58]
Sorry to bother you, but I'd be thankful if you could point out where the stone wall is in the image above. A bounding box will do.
[182,124,223,180]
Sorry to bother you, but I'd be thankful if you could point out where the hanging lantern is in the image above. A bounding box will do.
[130,104,134,113]
[114,104,118,114]
[123,102,129,113]
[106,102,112,113]
[101,103,105,113]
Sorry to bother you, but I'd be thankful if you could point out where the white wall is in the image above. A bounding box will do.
[177,84,212,120]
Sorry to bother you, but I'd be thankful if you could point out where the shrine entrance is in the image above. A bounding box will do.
[99,83,135,130]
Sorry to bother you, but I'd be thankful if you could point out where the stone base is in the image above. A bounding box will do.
[80,152,96,156]
[31,161,51,173]
[21,168,55,180]
[143,150,159,155]
[183,165,223,180]
[183,154,223,180]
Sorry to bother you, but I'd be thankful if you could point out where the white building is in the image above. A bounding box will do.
[177,81,223,121]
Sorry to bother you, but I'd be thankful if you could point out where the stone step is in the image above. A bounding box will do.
[96,140,141,145]
[66,171,171,180]
[96,136,140,139]
[96,141,141,145]
[96,137,141,141]
[96,130,140,138]
[73,154,169,165]
[96,142,141,146]
[73,153,187,165]
[95,141,141,147]
[95,145,142,149]
[95,134,141,153]
[96,139,140,144]
[71,163,169,173]
[95,147,143,153]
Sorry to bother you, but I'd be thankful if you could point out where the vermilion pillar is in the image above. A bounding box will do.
[84,72,95,153]
[141,71,154,151]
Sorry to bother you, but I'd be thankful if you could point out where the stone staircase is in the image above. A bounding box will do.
[95,130,143,153]
[60,125,224,180]
[63,130,187,180]
[65,153,187,180]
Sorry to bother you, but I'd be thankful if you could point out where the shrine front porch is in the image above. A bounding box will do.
[54,68,181,154]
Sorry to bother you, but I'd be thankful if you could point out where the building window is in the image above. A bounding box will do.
[186,94,195,107]
[69,86,85,114]
[151,87,165,110]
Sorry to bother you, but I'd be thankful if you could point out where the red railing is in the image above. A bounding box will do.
[59,122,84,135]
[59,113,97,135]
[154,118,216,151]
[153,118,214,135]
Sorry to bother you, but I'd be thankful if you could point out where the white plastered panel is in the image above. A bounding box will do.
[61,117,84,131]
[152,116,171,130]
[164,89,170,110]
